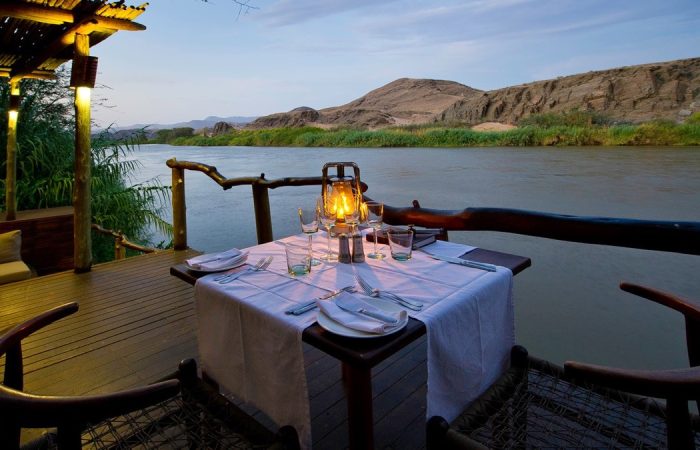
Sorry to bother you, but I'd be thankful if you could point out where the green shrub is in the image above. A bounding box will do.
[0,70,172,263]
[519,109,613,128]
[685,112,700,125]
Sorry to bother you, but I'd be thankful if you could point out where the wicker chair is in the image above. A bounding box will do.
[0,302,300,450]
[427,283,700,449]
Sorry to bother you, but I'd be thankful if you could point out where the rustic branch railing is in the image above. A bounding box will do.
[381,202,700,256]
[91,224,157,260]
[167,158,325,248]
[166,158,700,256]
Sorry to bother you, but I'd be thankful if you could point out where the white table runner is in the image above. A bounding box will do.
[195,233,514,449]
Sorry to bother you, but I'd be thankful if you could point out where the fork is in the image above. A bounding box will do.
[216,256,272,283]
[354,274,423,311]
[284,285,355,315]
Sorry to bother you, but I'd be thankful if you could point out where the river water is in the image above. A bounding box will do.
[131,144,700,370]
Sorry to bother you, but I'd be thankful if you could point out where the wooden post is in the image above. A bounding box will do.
[252,175,273,244]
[172,163,187,250]
[73,33,92,272]
[5,81,19,221]
[114,235,126,260]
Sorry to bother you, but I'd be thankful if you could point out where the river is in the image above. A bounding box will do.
[131,144,700,371]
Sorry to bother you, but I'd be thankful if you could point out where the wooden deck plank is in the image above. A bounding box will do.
[1,249,431,449]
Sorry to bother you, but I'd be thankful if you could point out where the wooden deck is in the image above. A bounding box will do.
[0,250,428,449]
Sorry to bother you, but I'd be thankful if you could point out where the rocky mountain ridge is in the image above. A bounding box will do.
[249,57,700,129]
[249,78,480,129]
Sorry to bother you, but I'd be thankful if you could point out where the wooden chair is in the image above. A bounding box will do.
[427,283,700,449]
[0,302,300,450]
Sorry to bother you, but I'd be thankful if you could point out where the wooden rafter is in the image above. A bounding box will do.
[0,3,146,30]
[0,2,75,25]
[0,0,147,80]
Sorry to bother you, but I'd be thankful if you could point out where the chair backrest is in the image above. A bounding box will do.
[0,303,180,449]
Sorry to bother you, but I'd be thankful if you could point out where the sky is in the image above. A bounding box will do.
[91,0,700,128]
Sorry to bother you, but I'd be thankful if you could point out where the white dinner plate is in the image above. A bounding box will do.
[184,256,248,273]
[317,297,408,338]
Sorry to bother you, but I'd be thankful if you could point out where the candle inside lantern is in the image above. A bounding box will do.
[336,202,346,223]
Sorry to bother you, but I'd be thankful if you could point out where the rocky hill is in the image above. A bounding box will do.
[248,78,480,129]
[249,58,700,129]
[438,58,700,125]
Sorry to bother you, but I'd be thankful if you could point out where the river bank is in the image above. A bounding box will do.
[151,120,700,148]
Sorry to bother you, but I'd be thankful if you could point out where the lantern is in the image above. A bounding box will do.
[321,162,362,234]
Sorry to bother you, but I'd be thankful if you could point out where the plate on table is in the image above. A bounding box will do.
[184,257,248,273]
[317,297,408,338]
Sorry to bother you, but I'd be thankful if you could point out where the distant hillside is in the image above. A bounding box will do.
[249,58,700,129]
[249,79,479,129]
[109,115,258,132]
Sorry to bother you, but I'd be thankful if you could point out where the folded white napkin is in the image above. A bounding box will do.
[316,292,408,334]
[421,240,476,259]
[186,248,247,271]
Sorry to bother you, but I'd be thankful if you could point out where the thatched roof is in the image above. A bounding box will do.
[0,0,147,81]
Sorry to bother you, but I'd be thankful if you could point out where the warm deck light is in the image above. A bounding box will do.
[8,110,18,123]
[75,85,91,106]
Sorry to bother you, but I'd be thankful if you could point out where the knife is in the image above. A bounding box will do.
[285,287,351,315]
[426,253,498,272]
[335,296,399,324]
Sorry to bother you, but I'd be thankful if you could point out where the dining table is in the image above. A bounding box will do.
[171,232,530,450]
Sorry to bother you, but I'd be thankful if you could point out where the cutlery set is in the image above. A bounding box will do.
[213,256,272,284]
[285,275,423,318]
[284,286,354,315]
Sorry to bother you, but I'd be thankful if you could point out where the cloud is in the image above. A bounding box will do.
[256,0,401,26]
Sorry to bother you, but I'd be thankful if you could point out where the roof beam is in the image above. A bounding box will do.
[9,17,100,81]
[0,2,75,25]
[0,2,146,31]
[8,16,145,81]
[0,67,55,79]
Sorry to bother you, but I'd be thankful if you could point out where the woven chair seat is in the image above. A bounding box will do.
[22,362,296,450]
[443,352,700,449]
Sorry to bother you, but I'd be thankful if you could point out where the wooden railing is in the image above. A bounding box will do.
[167,158,325,249]
[167,159,700,256]
[91,224,157,260]
[381,200,700,256]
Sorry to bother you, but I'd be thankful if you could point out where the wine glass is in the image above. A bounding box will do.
[318,196,338,261]
[298,203,321,266]
[365,201,385,259]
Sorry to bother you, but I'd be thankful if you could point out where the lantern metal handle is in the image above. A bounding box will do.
[321,162,361,201]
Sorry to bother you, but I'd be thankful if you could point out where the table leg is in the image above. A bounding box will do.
[342,363,374,450]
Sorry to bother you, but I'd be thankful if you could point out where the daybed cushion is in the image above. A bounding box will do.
[0,260,32,284]
[0,230,22,263]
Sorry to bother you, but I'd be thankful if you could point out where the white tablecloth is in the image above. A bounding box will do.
[195,233,514,449]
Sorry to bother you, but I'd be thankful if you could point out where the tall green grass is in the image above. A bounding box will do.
[168,116,700,148]
[1,71,172,262]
